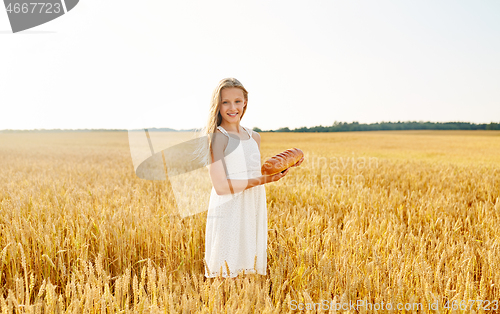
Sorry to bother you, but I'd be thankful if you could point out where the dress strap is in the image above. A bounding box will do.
[242,126,252,138]
[218,125,252,140]
[217,126,230,138]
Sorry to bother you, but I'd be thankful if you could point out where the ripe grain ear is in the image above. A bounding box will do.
[225,261,231,277]
[203,259,211,276]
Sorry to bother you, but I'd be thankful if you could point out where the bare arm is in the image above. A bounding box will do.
[208,131,288,195]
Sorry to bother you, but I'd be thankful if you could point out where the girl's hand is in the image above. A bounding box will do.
[264,168,290,183]
[291,156,304,167]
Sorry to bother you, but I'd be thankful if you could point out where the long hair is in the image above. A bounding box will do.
[195,78,249,166]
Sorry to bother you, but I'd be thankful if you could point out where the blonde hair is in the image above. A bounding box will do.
[195,78,249,166]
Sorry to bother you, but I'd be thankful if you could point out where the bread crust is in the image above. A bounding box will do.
[261,148,304,175]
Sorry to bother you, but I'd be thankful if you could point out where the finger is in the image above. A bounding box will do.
[294,157,304,166]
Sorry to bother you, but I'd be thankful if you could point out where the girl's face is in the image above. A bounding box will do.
[219,87,246,123]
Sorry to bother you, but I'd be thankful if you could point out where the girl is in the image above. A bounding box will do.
[203,78,303,278]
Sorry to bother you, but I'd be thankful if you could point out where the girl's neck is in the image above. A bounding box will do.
[220,121,243,134]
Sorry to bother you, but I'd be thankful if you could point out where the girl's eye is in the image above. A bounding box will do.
[236,101,241,103]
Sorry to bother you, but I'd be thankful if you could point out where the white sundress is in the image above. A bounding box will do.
[204,125,267,278]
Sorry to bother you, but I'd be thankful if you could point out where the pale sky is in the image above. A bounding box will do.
[1,0,499,131]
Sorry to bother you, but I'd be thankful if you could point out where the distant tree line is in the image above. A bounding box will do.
[253,121,500,133]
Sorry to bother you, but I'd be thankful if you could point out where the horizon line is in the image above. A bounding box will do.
[1,120,499,132]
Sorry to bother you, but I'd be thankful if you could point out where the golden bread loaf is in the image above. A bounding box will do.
[261,148,304,176]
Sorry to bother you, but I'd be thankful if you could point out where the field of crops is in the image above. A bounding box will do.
[1,130,499,313]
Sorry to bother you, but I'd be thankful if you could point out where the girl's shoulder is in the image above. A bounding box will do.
[211,128,229,150]
[248,128,261,147]
[213,126,226,136]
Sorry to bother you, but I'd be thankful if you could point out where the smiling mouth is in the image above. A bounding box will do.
[228,113,238,117]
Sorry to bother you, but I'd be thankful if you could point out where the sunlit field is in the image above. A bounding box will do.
[1,130,499,313]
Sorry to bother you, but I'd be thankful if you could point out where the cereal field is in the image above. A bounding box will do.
[0,130,499,313]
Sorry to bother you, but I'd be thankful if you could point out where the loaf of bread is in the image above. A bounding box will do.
[261,148,304,176]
